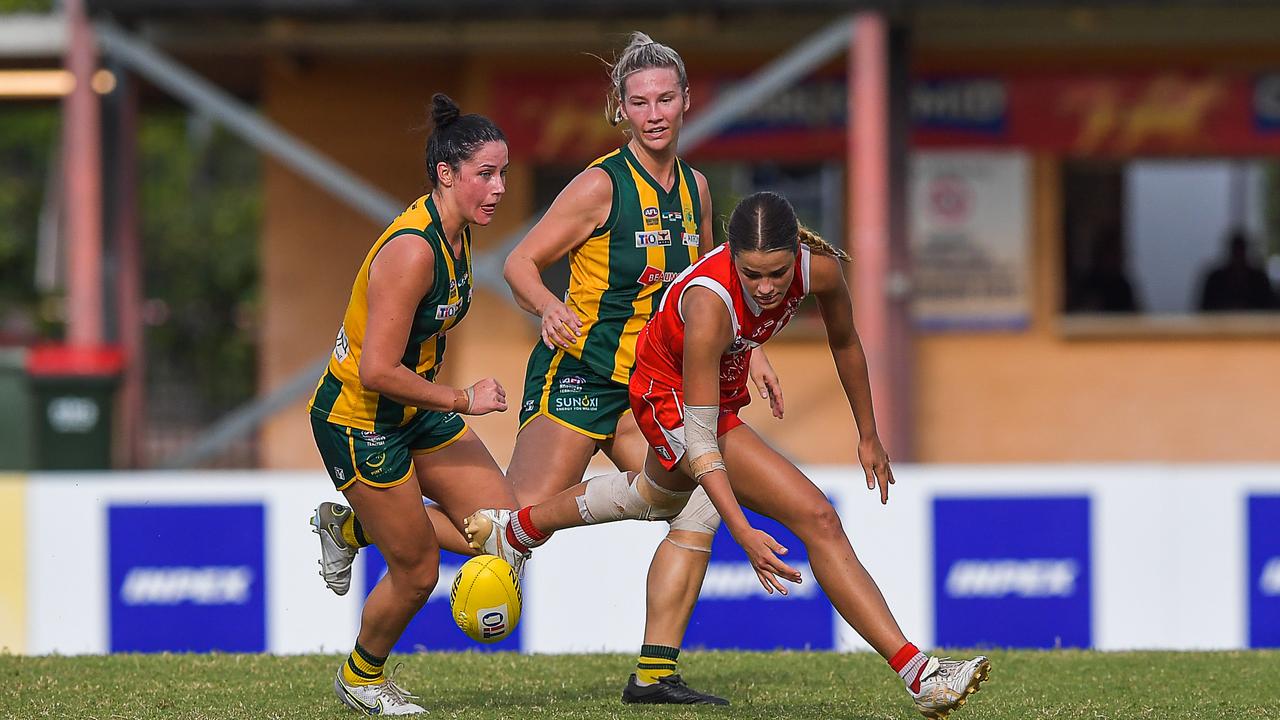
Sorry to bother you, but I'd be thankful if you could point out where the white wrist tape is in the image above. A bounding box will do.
[683,404,725,479]
[462,386,474,414]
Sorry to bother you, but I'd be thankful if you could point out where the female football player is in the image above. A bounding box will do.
[482,32,780,705]
[470,191,992,719]
[306,94,521,716]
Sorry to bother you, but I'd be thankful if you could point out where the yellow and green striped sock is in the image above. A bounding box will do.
[636,644,680,686]
[340,510,370,549]
[342,642,386,686]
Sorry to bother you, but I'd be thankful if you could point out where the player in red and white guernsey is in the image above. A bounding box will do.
[468,192,990,719]
[629,239,807,460]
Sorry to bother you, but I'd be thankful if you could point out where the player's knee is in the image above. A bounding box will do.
[804,502,844,540]
[664,528,713,553]
[395,559,440,605]
[578,470,690,523]
[667,488,720,538]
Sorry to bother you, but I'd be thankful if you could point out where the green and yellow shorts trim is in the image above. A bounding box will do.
[519,343,631,440]
[310,409,467,491]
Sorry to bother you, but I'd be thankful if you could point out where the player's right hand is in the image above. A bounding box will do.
[540,300,583,350]
[733,526,803,595]
[464,377,507,415]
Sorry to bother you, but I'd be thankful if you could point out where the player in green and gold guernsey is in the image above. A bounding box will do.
[306,94,526,717]
[494,33,784,706]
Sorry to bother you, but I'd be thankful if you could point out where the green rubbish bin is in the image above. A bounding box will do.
[28,345,124,471]
[0,347,32,470]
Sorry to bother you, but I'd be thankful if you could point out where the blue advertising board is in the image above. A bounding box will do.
[109,504,266,652]
[934,497,1091,648]
[684,506,832,650]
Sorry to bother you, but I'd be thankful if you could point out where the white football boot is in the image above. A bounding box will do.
[311,502,358,596]
[462,509,529,576]
[911,655,991,719]
[334,667,425,716]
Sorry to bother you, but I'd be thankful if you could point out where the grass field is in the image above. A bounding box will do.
[3,650,1278,719]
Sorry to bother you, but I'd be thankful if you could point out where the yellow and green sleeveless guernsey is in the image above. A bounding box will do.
[563,146,703,385]
[308,194,473,432]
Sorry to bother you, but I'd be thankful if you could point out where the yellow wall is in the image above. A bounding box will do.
[260,59,1280,469]
[0,475,25,653]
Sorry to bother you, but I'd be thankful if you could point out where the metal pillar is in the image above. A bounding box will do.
[63,0,103,346]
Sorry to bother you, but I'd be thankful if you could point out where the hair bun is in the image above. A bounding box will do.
[432,93,461,128]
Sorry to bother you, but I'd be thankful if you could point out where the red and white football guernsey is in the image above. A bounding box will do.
[630,242,811,469]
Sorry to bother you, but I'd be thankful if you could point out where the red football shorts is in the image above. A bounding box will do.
[629,369,747,471]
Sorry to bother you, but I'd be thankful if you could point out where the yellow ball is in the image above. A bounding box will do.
[449,555,522,643]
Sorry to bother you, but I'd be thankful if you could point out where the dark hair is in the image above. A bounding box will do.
[425,93,506,185]
[727,191,851,262]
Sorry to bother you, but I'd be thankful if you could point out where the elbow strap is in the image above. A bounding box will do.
[683,404,725,479]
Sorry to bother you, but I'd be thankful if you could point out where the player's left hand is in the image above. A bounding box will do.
[858,435,894,505]
[748,350,784,419]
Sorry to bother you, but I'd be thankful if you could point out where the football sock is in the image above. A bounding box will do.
[635,644,680,686]
[339,507,370,549]
[889,642,929,694]
[504,506,549,554]
[342,642,386,686]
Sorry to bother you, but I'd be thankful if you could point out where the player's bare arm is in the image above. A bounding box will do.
[363,236,505,415]
[810,252,893,503]
[680,286,800,593]
[503,166,613,349]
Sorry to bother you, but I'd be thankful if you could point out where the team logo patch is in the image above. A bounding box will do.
[662,211,683,222]
[642,206,660,219]
[635,230,672,248]
[682,233,700,247]
[637,265,678,286]
[333,326,350,363]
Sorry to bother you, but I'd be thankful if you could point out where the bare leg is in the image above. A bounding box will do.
[507,416,598,506]
[604,413,713,648]
[342,478,440,657]
[415,430,517,556]
[719,425,909,658]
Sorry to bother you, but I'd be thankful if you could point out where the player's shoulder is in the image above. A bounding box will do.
[804,247,845,293]
[555,164,614,207]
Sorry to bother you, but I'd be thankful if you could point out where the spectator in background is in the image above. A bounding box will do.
[1070,229,1140,313]
[1198,229,1278,312]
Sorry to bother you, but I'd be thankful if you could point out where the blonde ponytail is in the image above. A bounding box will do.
[798,225,851,263]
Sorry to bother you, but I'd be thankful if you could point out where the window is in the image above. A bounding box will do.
[1062,159,1280,317]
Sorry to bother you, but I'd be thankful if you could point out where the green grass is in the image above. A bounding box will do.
[1,650,1277,719]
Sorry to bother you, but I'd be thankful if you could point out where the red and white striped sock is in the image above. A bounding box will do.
[504,506,548,554]
[889,642,929,694]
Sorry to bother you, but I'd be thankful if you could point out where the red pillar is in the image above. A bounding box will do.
[850,12,912,459]
[62,0,103,346]
[113,72,144,468]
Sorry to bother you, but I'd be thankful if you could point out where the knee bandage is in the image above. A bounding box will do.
[576,470,692,524]
[667,485,721,537]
